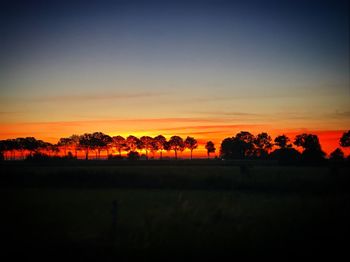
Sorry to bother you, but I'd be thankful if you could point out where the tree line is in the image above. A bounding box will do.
[0,130,349,162]
[0,133,213,160]
[221,131,349,163]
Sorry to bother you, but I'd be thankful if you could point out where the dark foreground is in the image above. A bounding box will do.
[1,160,350,259]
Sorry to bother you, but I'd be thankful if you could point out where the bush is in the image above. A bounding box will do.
[127,151,140,160]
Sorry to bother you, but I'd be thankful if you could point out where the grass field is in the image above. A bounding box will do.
[1,161,350,259]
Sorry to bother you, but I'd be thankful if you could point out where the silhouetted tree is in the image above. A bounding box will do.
[329,148,344,161]
[90,132,110,159]
[126,135,140,153]
[0,140,5,160]
[254,132,273,158]
[184,136,198,160]
[69,134,80,158]
[340,130,350,147]
[50,144,60,156]
[127,151,140,160]
[220,137,234,159]
[15,138,27,159]
[57,137,72,156]
[168,136,185,159]
[149,139,159,158]
[294,133,325,162]
[23,137,40,157]
[79,133,93,160]
[205,141,216,159]
[140,136,153,159]
[163,141,171,155]
[112,136,126,157]
[270,134,300,163]
[101,133,113,157]
[274,135,292,149]
[220,131,255,159]
[235,131,256,157]
[154,135,167,159]
[269,147,301,164]
[2,139,16,160]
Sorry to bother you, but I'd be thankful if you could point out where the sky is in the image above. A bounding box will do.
[0,0,349,156]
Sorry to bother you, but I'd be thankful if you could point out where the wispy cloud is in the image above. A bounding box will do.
[191,110,263,117]
[28,92,166,102]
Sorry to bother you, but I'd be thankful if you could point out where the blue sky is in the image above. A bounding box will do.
[0,0,349,141]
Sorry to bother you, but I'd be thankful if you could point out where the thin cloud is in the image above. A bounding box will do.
[329,111,350,119]
[28,92,166,102]
[191,111,263,117]
[161,124,264,130]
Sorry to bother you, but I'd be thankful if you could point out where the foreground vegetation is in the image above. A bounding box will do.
[1,161,350,258]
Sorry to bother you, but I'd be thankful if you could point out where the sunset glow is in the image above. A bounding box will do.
[1,0,349,158]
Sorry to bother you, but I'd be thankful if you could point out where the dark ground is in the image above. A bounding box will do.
[1,160,349,260]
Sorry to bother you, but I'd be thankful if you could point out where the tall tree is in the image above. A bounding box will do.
[254,132,273,158]
[184,136,198,160]
[153,135,167,159]
[140,136,153,159]
[205,141,216,159]
[274,135,292,149]
[79,133,93,160]
[57,137,72,156]
[168,136,185,159]
[69,134,80,158]
[23,137,40,157]
[90,132,111,159]
[101,134,113,157]
[15,138,27,159]
[112,136,126,157]
[294,133,325,162]
[270,135,300,163]
[126,135,140,152]
[220,131,255,159]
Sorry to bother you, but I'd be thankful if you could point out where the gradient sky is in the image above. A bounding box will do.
[0,0,349,155]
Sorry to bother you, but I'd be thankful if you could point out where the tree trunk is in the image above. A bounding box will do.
[190,150,193,160]
[85,150,88,160]
[160,150,163,160]
[175,149,177,159]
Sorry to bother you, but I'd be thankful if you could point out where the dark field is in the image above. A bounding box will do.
[1,161,350,259]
